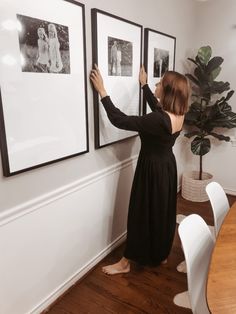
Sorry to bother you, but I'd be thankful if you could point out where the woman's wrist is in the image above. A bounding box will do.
[99,89,108,99]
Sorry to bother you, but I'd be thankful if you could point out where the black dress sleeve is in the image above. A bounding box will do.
[101,96,165,135]
[142,84,162,112]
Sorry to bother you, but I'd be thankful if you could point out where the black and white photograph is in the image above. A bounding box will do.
[17,14,70,74]
[144,28,176,114]
[0,0,88,176]
[91,9,142,148]
[153,47,169,77]
[108,36,133,76]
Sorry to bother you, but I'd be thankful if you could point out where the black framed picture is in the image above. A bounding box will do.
[91,9,142,148]
[0,0,89,176]
[144,28,176,114]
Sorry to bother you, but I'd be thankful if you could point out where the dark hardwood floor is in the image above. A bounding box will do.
[44,193,236,314]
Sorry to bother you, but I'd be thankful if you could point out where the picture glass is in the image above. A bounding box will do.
[144,29,176,114]
[0,0,88,176]
[92,10,142,148]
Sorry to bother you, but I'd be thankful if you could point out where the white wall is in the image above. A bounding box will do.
[186,0,236,194]
[0,0,197,213]
[0,0,197,313]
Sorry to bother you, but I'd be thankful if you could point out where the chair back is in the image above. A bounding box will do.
[206,181,229,237]
[178,214,214,314]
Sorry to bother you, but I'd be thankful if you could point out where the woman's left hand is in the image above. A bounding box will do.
[139,65,147,87]
[90,64,107,98]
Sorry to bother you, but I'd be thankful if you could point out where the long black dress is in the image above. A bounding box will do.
[101,84,180,266]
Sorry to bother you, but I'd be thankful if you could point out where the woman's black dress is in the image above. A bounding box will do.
[101,84,180,266]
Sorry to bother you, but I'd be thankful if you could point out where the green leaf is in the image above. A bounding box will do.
[187,58,201,67]
[218,112,236,128]
[209,132,231,141]
[210,81,230,94]
[209,111,236,128]
[211,91,234,108]
[206,57,224,74]
[197,46,212,65]
[185,74,200,86]
[195,55,203,65]
[225,90,235,101]
[213,95,226,107]
[218,102,232,113]
[191,136,211,156]
[184,109,201,125]
[190,101,202,111]
[210,67,221,81]
[194,67,208,83]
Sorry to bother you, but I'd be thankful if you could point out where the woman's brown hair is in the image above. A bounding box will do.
[160,71,190,115]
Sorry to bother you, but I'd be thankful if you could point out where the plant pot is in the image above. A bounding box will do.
[181,171,213,202]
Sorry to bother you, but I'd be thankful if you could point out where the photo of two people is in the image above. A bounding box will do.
[108,36,133,77]
[17,14,71,74]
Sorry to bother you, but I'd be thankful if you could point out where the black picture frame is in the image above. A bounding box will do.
[143,28,176,114]
[91,9,142,148]
[0,0,89,176]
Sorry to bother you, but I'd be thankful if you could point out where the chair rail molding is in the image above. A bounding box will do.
[0,155,138,227]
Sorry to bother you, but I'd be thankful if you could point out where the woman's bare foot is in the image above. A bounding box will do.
[102,257,130,275]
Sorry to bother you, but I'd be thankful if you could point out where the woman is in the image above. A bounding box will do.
[90,65,190,275]
[35,27,49,72]
[116,45,122,76]
[48,23,63,73]
[110,40,118,75]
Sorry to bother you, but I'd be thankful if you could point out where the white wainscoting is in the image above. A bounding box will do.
[0,155,137,314]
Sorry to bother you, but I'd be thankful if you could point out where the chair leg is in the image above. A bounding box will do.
[177,260,187,273]
[173,291,191,309]
[208,225,216,240]
[176,214,187,224]
[176,214,187,273]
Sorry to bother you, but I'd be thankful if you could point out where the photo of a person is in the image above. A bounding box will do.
[108,36,132,76]
[110,40,118,75]
[48,23,63,73]
[116,45,122,76]
[17,14,70,74]
[35,27,49,72]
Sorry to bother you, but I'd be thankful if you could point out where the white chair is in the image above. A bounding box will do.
[176,182,229,273]
[206,181,230,237]
[174,214,214,314]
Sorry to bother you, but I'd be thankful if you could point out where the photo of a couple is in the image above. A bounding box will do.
[17,14,70,74]
[108,36,133,77]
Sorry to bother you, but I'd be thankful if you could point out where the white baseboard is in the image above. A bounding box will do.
[177,184,181,193]
[31,232,127,314]
[225,188,236,196]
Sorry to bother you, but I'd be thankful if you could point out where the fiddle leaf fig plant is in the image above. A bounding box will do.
[184,46,236,180]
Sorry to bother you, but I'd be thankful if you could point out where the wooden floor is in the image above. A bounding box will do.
[45,193,236,314]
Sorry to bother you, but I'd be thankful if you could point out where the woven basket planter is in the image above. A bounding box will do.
[181,171,213,202]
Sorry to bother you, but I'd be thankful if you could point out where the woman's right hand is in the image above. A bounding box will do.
[90,64,107,98]
[139,65,147,87]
